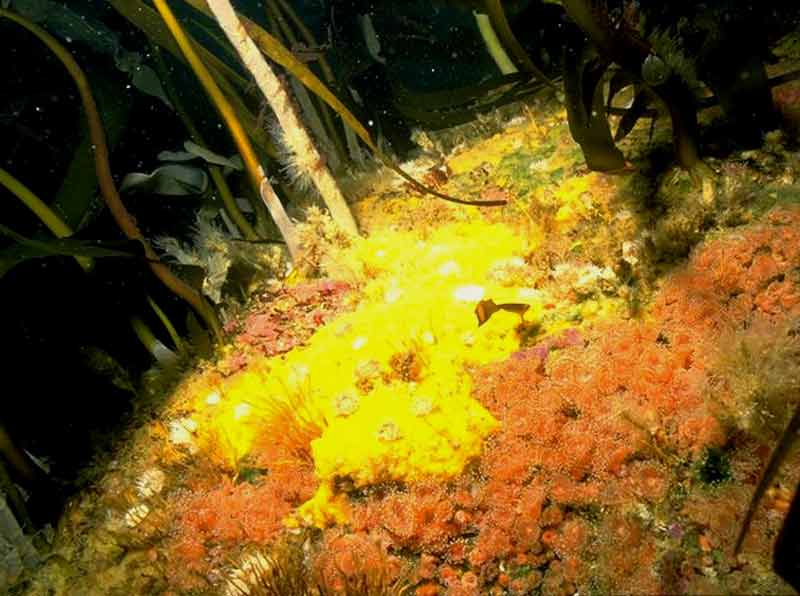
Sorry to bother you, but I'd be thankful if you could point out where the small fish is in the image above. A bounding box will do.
[475,299,530,326]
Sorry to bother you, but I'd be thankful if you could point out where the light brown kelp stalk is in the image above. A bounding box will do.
[203,0,359,236]
[269,0,363,164]
[153,0,302,259]
[0,8,223,341]
[182,0,506,207]
[107,0,278,161]
[264,0,347,166]
[481,0,555,88]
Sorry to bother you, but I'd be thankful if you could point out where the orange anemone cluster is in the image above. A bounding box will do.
[165,457,316,590]
[326,206,800,595]
[161,207,800,595]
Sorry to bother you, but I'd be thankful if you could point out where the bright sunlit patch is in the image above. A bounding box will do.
[168,418,198,454]
[518,287,543,300]
[233,403,251,420]
[205,391,221,406]
[333,392,360,417]
[376,420,401,442]
[384,286,403,303]
[287,363,309,387]
[453,284,485,302]
[438,260,461,276]
[352,336,367,350]
[411,395,435,417]
[168,420,193,446]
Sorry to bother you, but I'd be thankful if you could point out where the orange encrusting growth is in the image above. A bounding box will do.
[324,206,800,595]
[166,457,317,591]
[159,205,800,593]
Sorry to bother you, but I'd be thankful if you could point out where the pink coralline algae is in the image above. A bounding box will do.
[235,279,352,356]
[511,327,583,363]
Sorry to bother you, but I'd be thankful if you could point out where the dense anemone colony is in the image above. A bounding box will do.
[20,66,800,595]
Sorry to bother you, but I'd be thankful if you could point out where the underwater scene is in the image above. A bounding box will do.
[3,0,800,594]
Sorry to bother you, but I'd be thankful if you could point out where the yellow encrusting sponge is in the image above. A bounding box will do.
[193,219,547,527]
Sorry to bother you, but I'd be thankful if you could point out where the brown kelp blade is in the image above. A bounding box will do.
[614,89,653,143]
[773,479,800,591]
[734,400,800,554]
[0,223,143,259]
[0,237,141,280]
